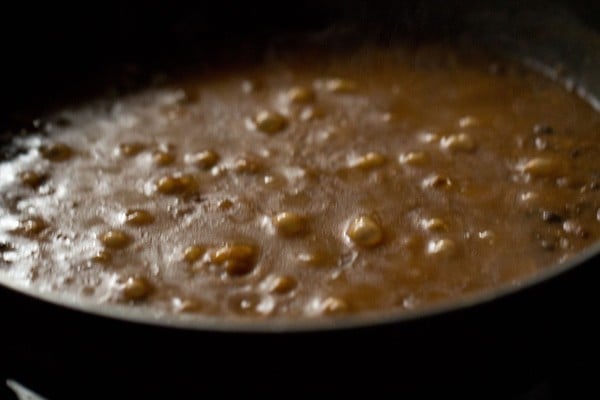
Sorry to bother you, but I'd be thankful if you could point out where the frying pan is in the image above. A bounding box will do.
[1,1,599,397]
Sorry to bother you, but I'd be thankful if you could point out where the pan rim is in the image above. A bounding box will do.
[1,240,598,333]
[1,4,599,334]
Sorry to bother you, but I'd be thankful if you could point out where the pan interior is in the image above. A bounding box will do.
[0,2,599,331]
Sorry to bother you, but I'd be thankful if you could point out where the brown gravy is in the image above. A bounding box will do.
[1,45,599,319]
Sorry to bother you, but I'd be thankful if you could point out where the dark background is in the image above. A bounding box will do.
[1,0,600,124]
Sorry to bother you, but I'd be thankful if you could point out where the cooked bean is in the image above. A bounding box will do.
[40,143,72,161]
[121,276,153,301]
[349,152,386,170]
[125,210,155,226]
[185,150,219,169]
[224,259,255,276]
[183,245,205,263]
[297,250,336,268]
[320,296,349,314]
[100,230,131,249]
[422,174,453,189]
[254,110,287,134]
[267,275,297,294]
[156,174,197,195]
[346,215,383,247]
[427,239,456,255]
[172,297,202,313]
[153,150,175,166]
[17,217,48,236]
[20,171,45,188]
[178,175,197,190]
[209,244,257,276]
[421,218,448,231]
[156,176,179,194]
[218,199,235,211]
[325,78,357,93]
[91,250,112,264]
[232,156,263,173]
[118,142,145,157]
[287,86,315,103]
[299,106,325,121]
[440,133,475,152]
[211,244,256,264]
[540,210,563,224]
[518,157,561,178]
[399,151,429,166]
[273,212,306,236]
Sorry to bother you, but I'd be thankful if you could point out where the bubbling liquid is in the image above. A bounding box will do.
[0,44,599,320]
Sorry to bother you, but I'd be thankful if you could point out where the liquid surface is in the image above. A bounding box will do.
[1,45,599,320]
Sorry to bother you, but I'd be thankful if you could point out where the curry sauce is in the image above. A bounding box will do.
[0,45,599,319]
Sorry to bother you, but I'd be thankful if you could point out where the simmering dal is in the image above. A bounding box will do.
[1,45,599,319]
